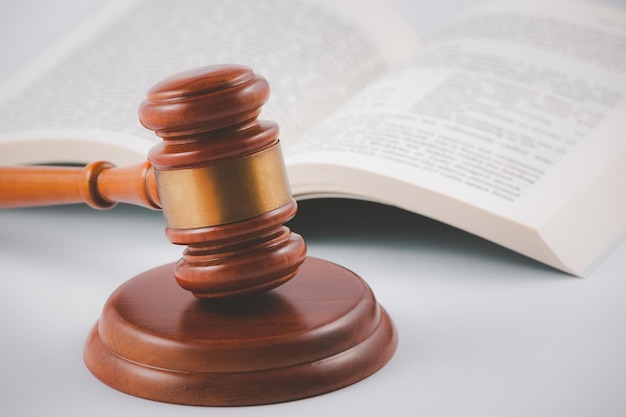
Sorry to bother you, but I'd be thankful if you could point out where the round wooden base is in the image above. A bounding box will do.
[83,257,397,406]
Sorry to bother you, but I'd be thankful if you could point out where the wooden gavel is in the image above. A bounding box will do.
[0,64,306,299]
[0,64,396,406]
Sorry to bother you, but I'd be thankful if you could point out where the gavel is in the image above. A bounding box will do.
[0,64,305,299]
[0,65,396,406]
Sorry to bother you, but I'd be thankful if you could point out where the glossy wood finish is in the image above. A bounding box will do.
[86,65,397,405]
[139,65,306,299]
[84,257,397,406]
[0,161,160,209]
[0,64,398,405]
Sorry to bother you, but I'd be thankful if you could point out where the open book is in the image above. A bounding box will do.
[0,0,624,276]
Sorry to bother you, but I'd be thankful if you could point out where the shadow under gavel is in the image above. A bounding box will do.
[0,64,396,406]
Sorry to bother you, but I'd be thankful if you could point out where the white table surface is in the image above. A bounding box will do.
[1,1,625,416]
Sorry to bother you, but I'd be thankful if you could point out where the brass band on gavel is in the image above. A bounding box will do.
[154,142,291,229]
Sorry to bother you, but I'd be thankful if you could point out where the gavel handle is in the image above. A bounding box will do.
[0,161,161,210]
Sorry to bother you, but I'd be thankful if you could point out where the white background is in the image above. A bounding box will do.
[1,1,625,416]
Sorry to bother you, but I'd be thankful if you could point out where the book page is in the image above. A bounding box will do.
[289,0,626,218]
[287,0,626,274]
[0,0,418,165]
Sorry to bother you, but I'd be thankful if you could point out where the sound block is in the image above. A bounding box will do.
[84,257,397,406]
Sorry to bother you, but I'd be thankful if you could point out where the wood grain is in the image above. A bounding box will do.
[0,161,160,209]
[139,65,306,299]
[0,64,398,405]
[84,257,398,406]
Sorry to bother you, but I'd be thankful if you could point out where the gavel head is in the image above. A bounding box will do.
[138,64,306,299]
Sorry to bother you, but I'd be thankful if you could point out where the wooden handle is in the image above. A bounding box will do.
[0,161,161,210]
